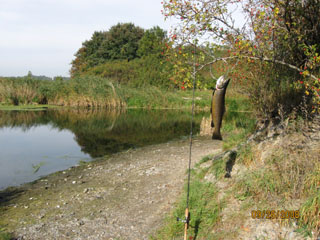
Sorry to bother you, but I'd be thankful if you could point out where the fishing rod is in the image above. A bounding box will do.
[177,41,197,240]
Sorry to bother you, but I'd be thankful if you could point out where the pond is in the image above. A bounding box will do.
[0,108,208,190]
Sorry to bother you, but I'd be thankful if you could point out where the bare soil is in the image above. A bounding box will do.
[0,136,222,240]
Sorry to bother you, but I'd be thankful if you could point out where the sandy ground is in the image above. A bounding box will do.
[1,136,222,240]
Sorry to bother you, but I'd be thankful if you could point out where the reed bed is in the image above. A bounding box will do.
[0,76,126,109]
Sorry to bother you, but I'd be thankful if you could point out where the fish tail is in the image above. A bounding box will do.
[212,129,222,140]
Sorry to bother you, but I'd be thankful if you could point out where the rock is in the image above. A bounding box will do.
[78,220,84,226]
[83,188,89,193]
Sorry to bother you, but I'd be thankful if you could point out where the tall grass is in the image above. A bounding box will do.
[0,76,123,108]
[0,76,214,110]
[0,77,44,105]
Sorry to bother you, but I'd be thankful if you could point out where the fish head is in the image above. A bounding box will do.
[216,76,230,90]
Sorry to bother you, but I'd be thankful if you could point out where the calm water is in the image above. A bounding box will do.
[0,109,207,190]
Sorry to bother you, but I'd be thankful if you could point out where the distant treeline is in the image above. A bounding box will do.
[0,71,70,81]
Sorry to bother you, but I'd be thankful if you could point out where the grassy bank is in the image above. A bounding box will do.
[0,76,215,110]
[0,231,12,240]
[153,117,320,239]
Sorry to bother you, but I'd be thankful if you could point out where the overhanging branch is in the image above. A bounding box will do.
[197,55,319,81]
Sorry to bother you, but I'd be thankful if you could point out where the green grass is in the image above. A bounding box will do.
[154,143,319,239]
[0,75,214,110]
[153,105,319,239]
[0,75,213,110]
[0,228,12,240]
[118,87,211,109]
[153,178,223,240]
[0,104,58,111]
[195,155,213,168]
[152,93,256,239]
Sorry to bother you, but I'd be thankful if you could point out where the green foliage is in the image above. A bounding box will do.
[69,23,185,90]
[0,228,12,240]
[268,1,320,69]
[154,180,222,239]
[0,75,213,110]
[71,23,145,77]
[84,54,174,88]
[100,23,144,61]
[210,157,225,179]
[137,26,167,57]
[162,0,320,116]
[70,31,108,76]
[70,22,218,90]
[84,59,141,85]
[231,58,311,118]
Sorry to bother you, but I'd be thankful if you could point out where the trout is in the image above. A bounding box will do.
[211,76,230,140]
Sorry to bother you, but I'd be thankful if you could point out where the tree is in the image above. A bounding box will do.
[162,0,320,116]
[70,23,144,77]
[70,31,108,77]
[99,23,144,61]
[137,26,167,57]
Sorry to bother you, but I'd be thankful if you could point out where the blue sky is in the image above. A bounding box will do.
[0,0,174,77]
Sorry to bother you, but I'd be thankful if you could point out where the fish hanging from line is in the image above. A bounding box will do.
[211,75,230,140]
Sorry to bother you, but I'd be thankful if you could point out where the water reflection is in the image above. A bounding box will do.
[0,109,207,189]
[0,125,90,190]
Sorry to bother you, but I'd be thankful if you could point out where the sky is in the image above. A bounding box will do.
[0,0,175,77]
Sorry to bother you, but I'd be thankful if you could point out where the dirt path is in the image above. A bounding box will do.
[2,136,222,240]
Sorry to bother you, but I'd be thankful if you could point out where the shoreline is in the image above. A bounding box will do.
[0,135,222,239]
[0,104,211,111]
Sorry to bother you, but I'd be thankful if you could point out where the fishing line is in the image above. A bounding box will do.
[178,42,197,240]
[186,43,196,210]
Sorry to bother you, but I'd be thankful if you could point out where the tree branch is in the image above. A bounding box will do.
[197,55,319,81]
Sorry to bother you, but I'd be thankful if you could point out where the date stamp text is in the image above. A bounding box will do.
[251,210,300,219]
